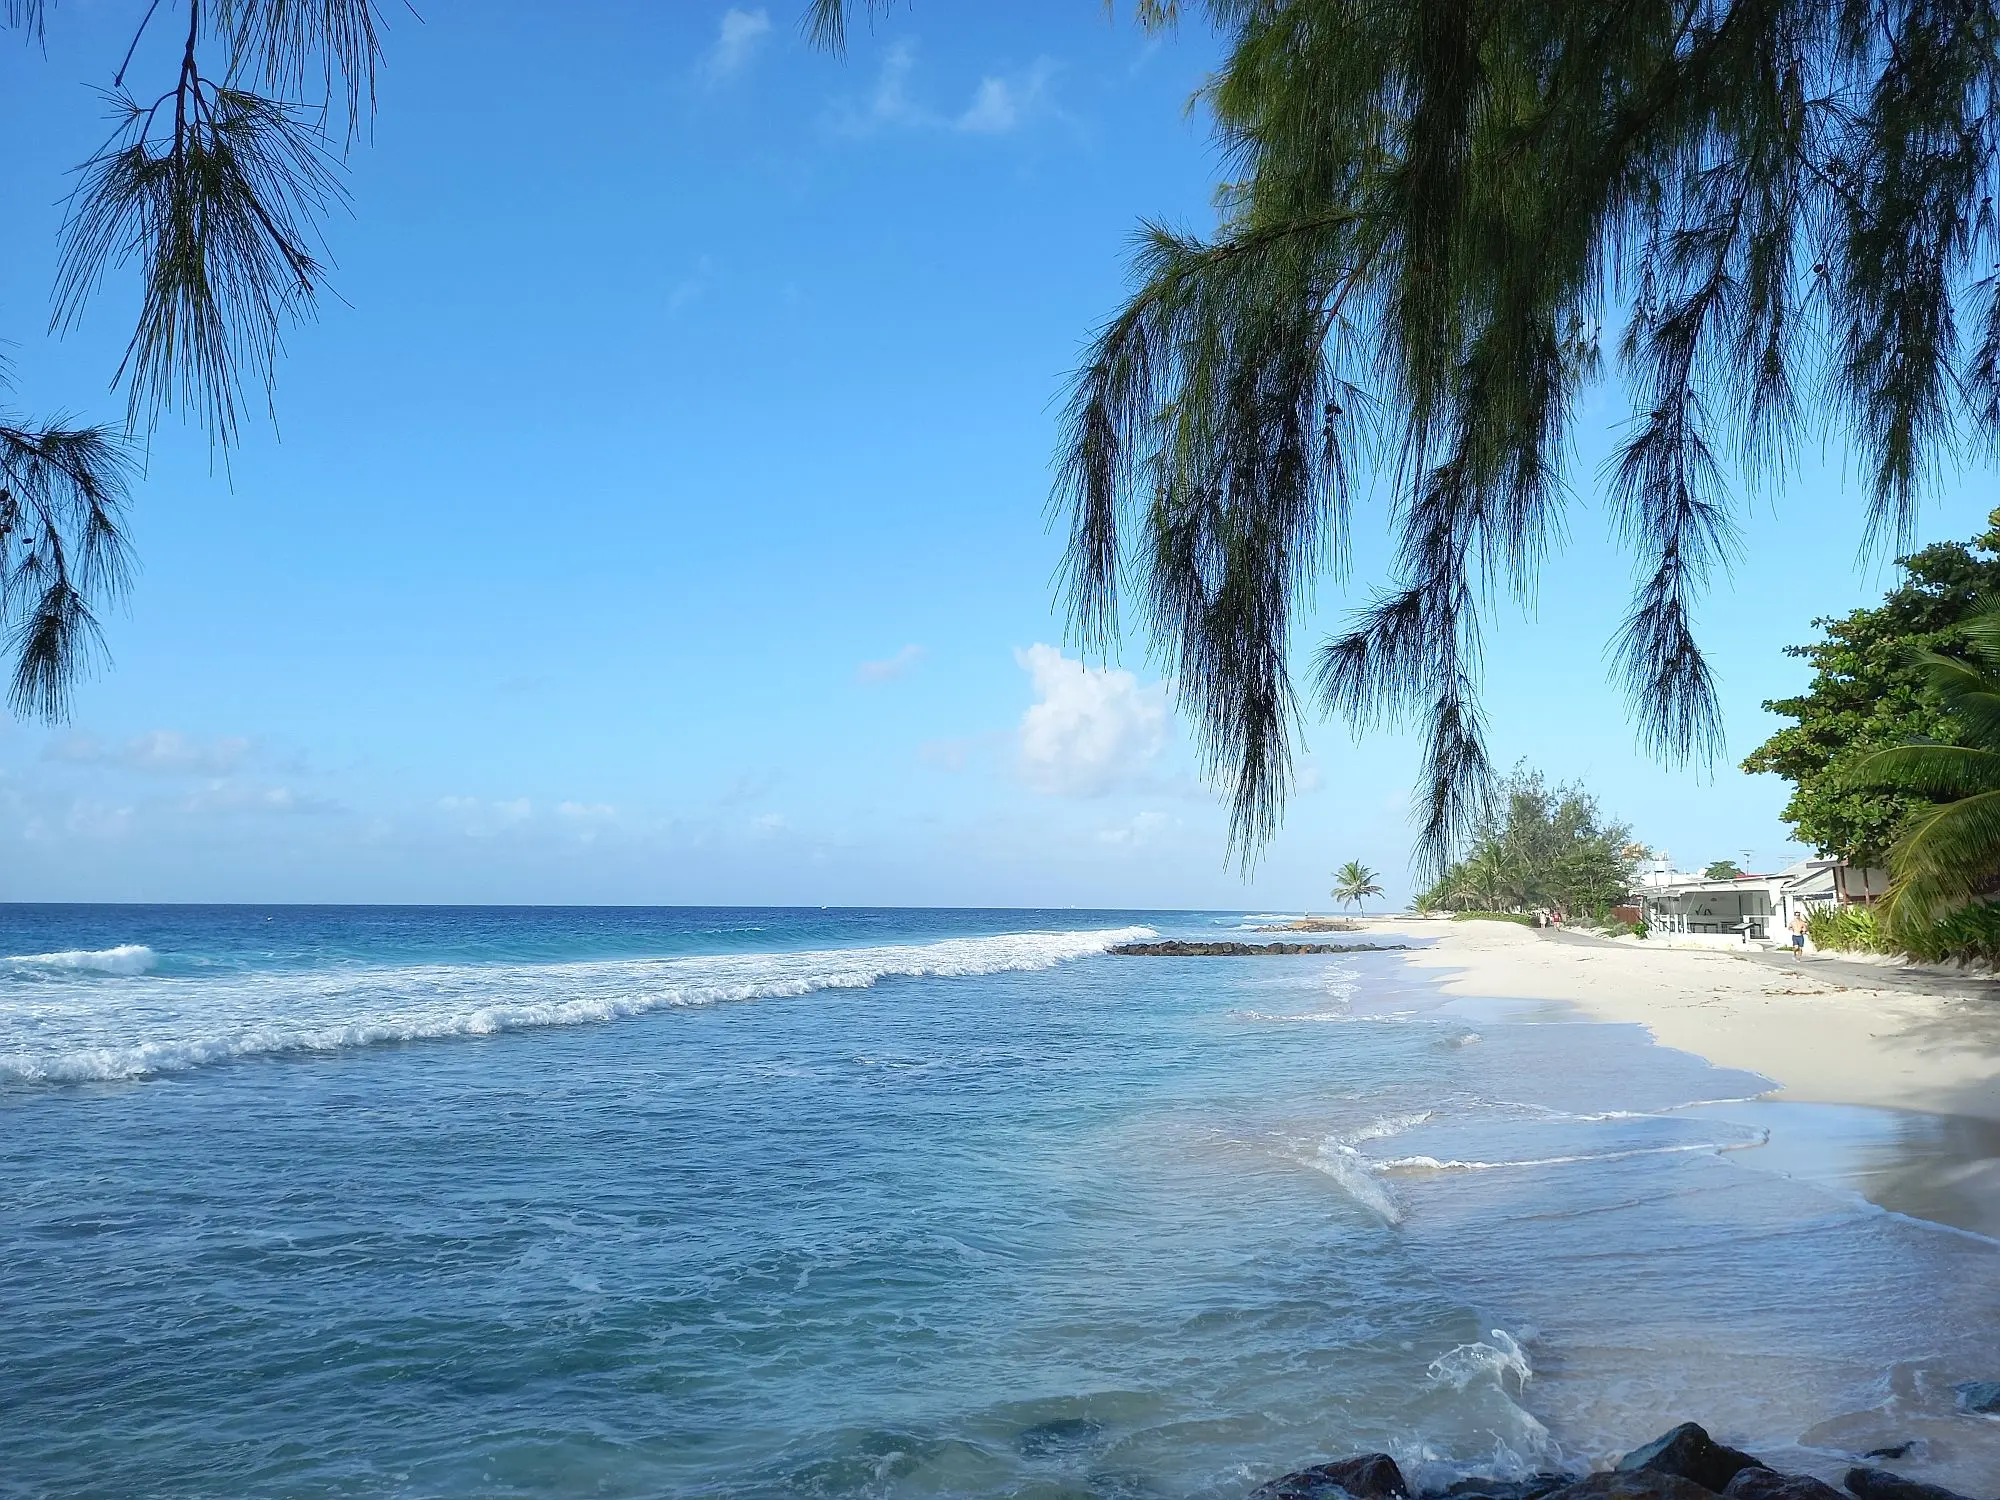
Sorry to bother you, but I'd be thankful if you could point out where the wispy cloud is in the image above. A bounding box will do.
[705,7,772,80]
[47,730,250,776]
[829,43,1057,137]
[954,60,1056,134]
[1014,644,1167,796]
[180,781,332,816]
[667,254,715,316]
[439,795,534,837]
[750,811,787,837]
[857,644,925,682]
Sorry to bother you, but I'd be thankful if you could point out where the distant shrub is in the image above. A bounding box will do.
[1895,902,2000,967]
[1450,911,1536,926]
[1805,906,1890,954]
[1802,902,2000,967]
[1625,920,1648,939]
[1808,912,1896,956]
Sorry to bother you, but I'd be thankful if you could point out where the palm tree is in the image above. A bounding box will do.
[816,1,2000,881]
[1853,605,2000,933]
[1332,860,1384,914]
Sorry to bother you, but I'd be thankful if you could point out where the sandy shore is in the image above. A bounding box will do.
[1357,916,2000,1124]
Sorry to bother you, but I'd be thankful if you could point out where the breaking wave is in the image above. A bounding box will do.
[5,945,158,976]
[0,926,1152,1085]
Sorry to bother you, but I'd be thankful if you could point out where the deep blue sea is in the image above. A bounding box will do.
[3,906,1998,1498]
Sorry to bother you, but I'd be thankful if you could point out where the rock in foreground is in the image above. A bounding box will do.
[1541,1475,1721,1500]
[1844,1468,1982,1500]
[1720,1469,1844,1499]
[1110,940,1410,956]
[1617,1424,1766,1492]
[1254,1452,1410,1500]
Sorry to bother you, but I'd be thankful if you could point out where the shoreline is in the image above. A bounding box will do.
[1355,913,2000,1241]
[1355,914,2000,1123]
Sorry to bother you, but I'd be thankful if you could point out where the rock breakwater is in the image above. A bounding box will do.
[1252,1422,1984,1500]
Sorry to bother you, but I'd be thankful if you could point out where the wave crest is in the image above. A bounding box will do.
[5,944,157,976]
[0,927,1153,1085]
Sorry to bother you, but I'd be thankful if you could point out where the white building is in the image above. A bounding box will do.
[1635,859,1888,945]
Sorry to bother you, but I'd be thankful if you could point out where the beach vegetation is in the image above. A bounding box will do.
[1744,511,2000,861]
[1419,765,1638,919]
[1846,599,2000,949]
[1449,911,1536,926]
[2,1,380,722]
[1331,860,1384,912]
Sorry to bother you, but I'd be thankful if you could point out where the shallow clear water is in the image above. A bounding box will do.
[2,907,1997,1497]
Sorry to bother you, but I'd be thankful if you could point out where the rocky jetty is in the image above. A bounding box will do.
[1249,1423,1984,1500]
[1253,917,1363,933]
[1109,940,1411,956]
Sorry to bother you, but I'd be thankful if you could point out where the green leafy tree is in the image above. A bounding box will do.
[1853,603,2000,934]
[1421,766,1637,917]
[1702,859,1742,880]
[1742,511,2000,860]
[1331,859,1384,912]
[3,0,380,720]
[820,1,2000,878]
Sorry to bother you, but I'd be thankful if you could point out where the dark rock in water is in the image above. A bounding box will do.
[1541,1475,1722,1500]
[1013,1416,1104,1458]
[1722,1469,1844,1500]
[1111,940,1410,956]
[1859,1446,1915,1462]
[1952,1378,2000,1415]
[1437,1476,1575,1499]
[1844,1469,1981,1500]
[1617,1424,1766,1491]
[1255,1453,1410,1500]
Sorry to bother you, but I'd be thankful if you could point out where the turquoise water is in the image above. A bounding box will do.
[4,907,1999,1497]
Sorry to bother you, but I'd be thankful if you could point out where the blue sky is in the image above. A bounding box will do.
[2,2,1995,908]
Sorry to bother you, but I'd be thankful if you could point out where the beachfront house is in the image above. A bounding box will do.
[1634,858,1889,946]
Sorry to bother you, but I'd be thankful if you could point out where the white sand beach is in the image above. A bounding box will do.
[1363,916,2000,1125]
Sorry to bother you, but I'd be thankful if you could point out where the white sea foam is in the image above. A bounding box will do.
[0,926,1153,1085]
[1428,1328,1533,1393]
[1375,1131,1770,1175]
[5,944,157,976]
[1301,1112,1436,1223]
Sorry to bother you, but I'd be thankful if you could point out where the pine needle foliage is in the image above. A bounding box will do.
[36,0,380,442]
[819,1,2000,876]
[0,378,135,720]
[3,0,380,717]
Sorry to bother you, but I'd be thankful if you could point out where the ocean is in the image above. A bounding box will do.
[3,905,1997,1497]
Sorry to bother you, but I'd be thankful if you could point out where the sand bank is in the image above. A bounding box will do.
[1359,916,2000,1124]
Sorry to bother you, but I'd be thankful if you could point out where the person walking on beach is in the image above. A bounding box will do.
[1789,908,1808,958]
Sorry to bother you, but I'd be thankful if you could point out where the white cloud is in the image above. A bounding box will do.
[706,7,771,79]
[438,796,534,837]
[751,811,787,837]
[47,730,250,776]
[667,254,714,316]
[830,45,1054,138]
[1014,643,1167,796]
[1097,810,1168,847]
[830,37,925,133]
[557,801,616,822]
[180,781,327,815]
[857,644,925,682]
[954,60,1054,134]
